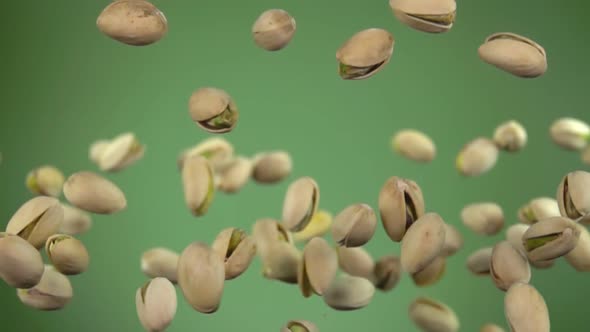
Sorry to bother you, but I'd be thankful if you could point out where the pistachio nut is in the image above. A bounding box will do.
[261,241,302,284]
[456,138,499,177]
[281,320,319,332]
[96,0,168,46]
[89,139,110,164]
[45,234,89,275]
[6,196,63,249]
[181,155,215,217]
[389,0,456,33]
[293,210,333,243]
[135,277,177,332]
[411,255,446,287]
[493,120,527,152]
[336,28,394,80]
[26,165,65,197]
[378,176,425,242]
[177,242,225,314]
[17,265,73,311]
[582,145,590,166]
[0,233,44,288]
[323,274,375,311]
[490,241,531,291]
[504,283,550,332]
[252,9,296,51]
[251,151,293,184]
[478,33,547,78]
[298,237,338,297]
[63,171,127,214]
[59,204,92,235]
[331,203,376,247]
[188,87,238,134]
[177,137,234,171]
[141,247,179,283]
[98,132,145,172]
[441,223,463,257]
[564,223,590,272]
[549,117,590,150]
[557,170,590,223]
[337,246,375,280]
[372,255,401,291]
[217,157,252,194]
[466,247,493,276]
[522,216,580,262]
[282,177,320,232]
[480,324,506,332]
[400,212,446,274]
[252,218,293,258]
[409,297,460,332]
[391,129,436,162]
[517,197,560,224]
[461,202,504,236]
[505,224,555,270]
[212,228,256,280]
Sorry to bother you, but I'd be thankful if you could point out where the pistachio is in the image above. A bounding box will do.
[409,297,460,332]
[141,247,179,283]
[177,242,225,314]
[217,157,252,194]
[63,171,127,214]
[45,234,89,275]
[26,165,65,197]
[490,241,531,291]
[282,177,320,232]
[332,203,377,247]
[372,255,401,292]
[281,320,319,332]
[323,274,375,311]
[59,204,92,235]
[441,223,463,257]
[96,0,167,46]
[522,216,580,262]
[17,265,73,311]
[564,223,590,272]
[378,176,425,242]
[493,120,527,152]
[135,278,177,332]
[0,233,44,288]
[252,9,296,51]
[504,283,550,332]
[89,140,110,164]
[251,151,293,184]
[252,218,293,258]
[181,155,215,216]
[336,28,394,80]
[461,202,504,236]
[478,33,547,78]
[480,324,506,332]
[6,196,63,249]
[389,0,456,33]
[261,241,302,284]
[337,246,375,280]
[212,228,256,280]
[401,212,446,274]
[293,210,333,243]
[178,137,234,171]
[411,255,446,287]
[391,129,436,162]
[505,224,555,270]
[188,87,238,134]
[466,247,493,276]
[517,197,560,224]
[549,117,590,150]
[298,237,338,297]
[97,132,145,172]
[557,170,590,223]
[456,138,499,177]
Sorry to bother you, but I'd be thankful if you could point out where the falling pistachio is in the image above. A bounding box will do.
[411,255,446,287]
[135,277,177,332]
[181,155,215,217]
[549,118,590,150]
[372,255,401,292]
[401,213,446,274]
[466,247,493,276]
[461,202,504,236]
[557,170,590,223]
[188,87,238,134]
[252,218,293,258]
[389,0,456,33]
[0,233,44,289]
[332,203,377,247]
[281,320,319,332]
[261,241,302,284]
[45,234,90,275]
[504,283,550,332]
[17,265,73,311]
[441,223,463,257]
[490,241,531,291]
[517,197,560,224]
[493,120,527,152]
[252,9,296,51]
[282,177,320,232]
[26,165,65,197]
[141,247,179,283]
[478,33,547,78]
[505,224,555,270]
[63,171,127,214]
[59,204,92,235]
[522,216,580,262]
[378,176,425,242]
[89,140,110,164]
[217,157,253,194]
[336,28,394,80]
[97,132,145,172]
[6,196,63,249]
[298,237,338,297]
[293,210,333,243]
[212,228,256,280]
[456,138,499,177]
[564,223,590,272]
[337,246,375,280]
[409,297,460,332]
[251,151,293,184]
[391,129,436,162]
[323,274,375,311]
[177,137,234,171]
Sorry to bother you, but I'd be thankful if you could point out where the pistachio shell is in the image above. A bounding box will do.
[504,283,550,332]
[550,117,590,150]
[378,176,425,242]
[490,241,531,291]
[64,171,127,214]
[89,140,110,164]
[411,255,446,287]
[336,28,394,80]
[557,170,590,223]
[332,203,376,247]
[6,196,63,249]
[98,132,145,172]
[505,224,555,270]
[391,129,436,162]
[211,228,256,280]
[298,237,337,297]
[478,33,547,78]
[251,151,293,184]
[480,324,506,332]
[337,246,375,280]
[17,265,73,311]
[261,241,301,284]
[216,157,252,194]
[135,277,177,332]
[389,0,456,33]
[252,9,296,51]
[178,137,234,171]
[372,255,401,291]
[517,197,560,224]
[456,138,499,177]
[141,247,179,283]
[522,216,580,262]
[0,233,44,288]
[281,320,319,332]
[323,274,375,311]
[293,210,333,243]
[461,202,504,236]
[466,247,493,276]
[441,223,463,257]
[409,297,460,332]
[26,166,65,197]
[188,87,238,134]
[181,156,215,216]
[59,204,92,235]
[282,177,320,232]
[401,212,446,274]
[493,120,527,152]
[45,234,89,275]
[564,223,590,272]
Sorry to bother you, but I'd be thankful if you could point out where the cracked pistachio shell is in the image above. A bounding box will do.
[251,151,293,184]
[373,255,401,291]
[177,242,225,314]
[389,0,456,33]
[281,320,319,332]
[517,197,560,224]
[564,223,590,271]
[456,138,499,177]
[217,157,252,194]
[26,166,65,197]
[401,213,446,274]
[441,223,463,257]
[252,9,296,51]
[89,140,110,164]
[409,297,460,332]
[181,156,215,217]
[332,203,376,247]
[323,274,375,311]
[522,216,580,262]
[337,246,375,280]
[378,176,425,242]
[493,120,527,152]
[336,28,394,80]
[141,248,179,283]
[480,324,506,332]
[135,278,177,332]
[282,177,320,232]
[45,234,89,275]
[505,224,555,270]
[188,87,238,134]
[96,0,167,46]
[64,171,127,214]
[411,255,446,287]
[6,196,63,249]
[550,117,590,150]
[490,241,531,291]
[261,241,301,284]
[557,170,590,223]
[293,210,333,243]
[59,204,92,235]
[178,137,234,171]
[461,202,504,236]
[504,283,550,332]
[298,237,338,297]
[0,233,44,289]
[98,132,145,172]
[212,228,256,280]
[17,265,73,311]
[252,218,292,259]
[478,33,547,78]
[391,129,436,162]
[466,247,493,276]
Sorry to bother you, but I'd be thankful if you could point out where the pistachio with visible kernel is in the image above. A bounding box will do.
[336,28,394,80]
[522,216,580,262]
[212,228,256,280]
[332,203,376,247]
[26,166,65,197]
[557,170,590,223]
[6,196,63,249]
[378,176,425,242]
[45,234,90,275]
[188,87,238,134]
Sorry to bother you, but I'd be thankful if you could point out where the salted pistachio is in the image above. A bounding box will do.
[441,223,463,257]
[0,233,44,288]
[331,203,377,247]
[17,265,73,311]
[564,223,590,272]
[336,28,394,80]
[6,196,63,249]
[391,129,436,162]
[282,177,320,232]
[478,33,547,78]
[26,165,65,197]
[251,151,293,184]
[582,145,590,166]
[490,241,531,291]
[63,171,127,214]
[372,255,401,292]
[517,197,560,224]
[504,283,550,332]
[188,87,238,134]
[456,138,499,177]
[96,0,168,46]
[212,228,256,280]
[252,218,293,258]
[45,234,89,275]
[409,297,460,332]
[505,224,555,270]
[59,204,92,235]
[378,176,425,242]
[217,157,252,194]
[557,170,590,223]
[493,120,527,152]
[177,137,234,171]
[337,246,375,280]
[281,320,319,332]
[141,247,179,283]
[522,216,580,262]
[323,274,375,311]
[298,237,338,297]
[466,247,493,276]
[401,212,446,274]
[549,117,590,150]
[252,9,296,51]
[89,140,110,164]
[181,156,215,217]
[261,241,302,284]
[480,324,506,332]
[98,132,145,172]
[389,0,456,33]
[135,277,177,332]
[411,255,446,287]
[461,202,504,236]
[177,242,225,314]
[293,210,333,243]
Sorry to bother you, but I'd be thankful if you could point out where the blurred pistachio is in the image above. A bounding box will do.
[135,277,177,332]
[217,157,252,194]
[565,223,590,272]
[45,234,89,275]
[251,151,293,184]
[252,9,296,51]
[141,247,179,283]
[282,177,320,232]
[293,210,333,243]
[409,297,460,332]
[261,241,302,284]
[177,137,234,172]
[401,213,446,274]
[63,171,127,214]
[480,324,506,332]
[336,28,394,80]
[456,138,499,177]
[557,170,590,223]
[252,218,292,258]
[59,204,92,235]
[181,156,215,217]
[26,166,65,197]
[188,87,238,134]
[411,255,446,287]
[550,118,590,150]
[490,241,531,291]
[461,202,504,236]
[505,224,555,270]
[378,176,425,242]
[466,247,493,276]
[441,223,463,257]
[373,255,401,292]
[332,203,376,247]
[478,33,547,78]
[493,120,527,152]
[17,265,73,311]
[323,274,375,311]
[389,0,456,33]
[6,196,63,249]
[98,132,145,172]
[391,129,436,162]
[298,238,338,297]
[582,145,590,166]
[517,197,560,224]
[281,320,318,332]
[89,140,110,164]
[212,228,256,280]
[504,283,550,332]
[337,246,375,280]
[0,233,44,288]
[523,216,580,262]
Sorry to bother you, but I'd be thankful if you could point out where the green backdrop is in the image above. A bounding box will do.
[1,0,589,331]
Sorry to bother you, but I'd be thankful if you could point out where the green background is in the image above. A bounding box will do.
[1,0,589,330]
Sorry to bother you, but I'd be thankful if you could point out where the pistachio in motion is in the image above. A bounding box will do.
[45,234,89,275]
[441,223,463,257]
[466,247,493,276]
[251,151,293,184]
[517,197,560,224]
[378,176,425,242]
[372,255,401,292]
[522,216,580,262]
[261,241,302,284]
[400,212,446,274]
[217,157,253,194]
[549,117,590,150]
[490,241,531,291]
[212,228,256,280]
[0,233,44,289]
[6,196,63,249]
[298,237,338,297]
[391,129,436,162]
[281,320,319,332]
[89,140,110,164]
[336,28,394,80]
[282,177,320,232]
[59,204,92,235]
[461,202,504,236]
[177,137,234,171]
[63,171,127,214]
[17,265,73,311]
[181,155,215,217]
[504,283,550,332]
[26,165,65,197]
[252,218,293,258]
[331,203,376,247]
[323,274,375,311]
[293,210,333,243]
[456,138,499,177]
[389,0,457,33]
[409,297,460,332]
[411,255,446,287]
[478,33,547,78]
[135,277,177,332]
[505,224,555,270]
[141,247,179,283]
[565,223,590,272]
[97,132,145,172]
[557,170,590,223]
[252,9,296,51]
[337,246,375,280]
[493,120,527,152]
[188,87,238,134]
